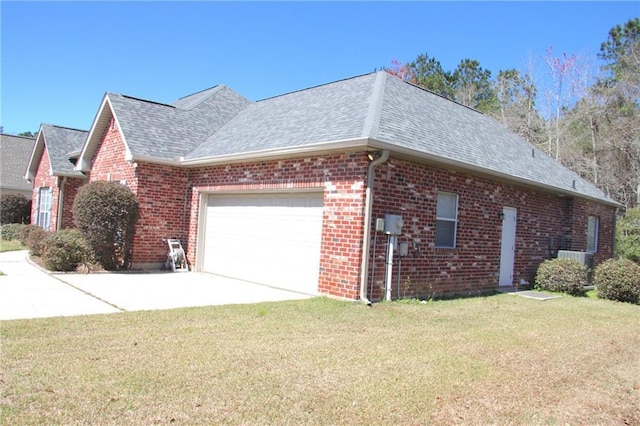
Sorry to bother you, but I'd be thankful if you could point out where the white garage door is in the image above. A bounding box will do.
[202,192,323,294]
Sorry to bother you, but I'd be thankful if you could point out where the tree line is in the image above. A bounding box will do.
[387,18,639,210]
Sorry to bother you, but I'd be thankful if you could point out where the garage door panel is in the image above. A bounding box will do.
[203,193,323,294]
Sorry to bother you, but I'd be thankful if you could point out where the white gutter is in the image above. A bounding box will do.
[359,149,389,305]
[126,154,183,168]
[368,140,620,208]
[179,137,369,167]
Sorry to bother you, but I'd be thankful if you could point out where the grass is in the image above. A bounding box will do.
[1,295,639,425]
[0,240,23,253]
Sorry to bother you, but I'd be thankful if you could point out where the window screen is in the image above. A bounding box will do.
[435,192,458,248]
[587,216,599,253]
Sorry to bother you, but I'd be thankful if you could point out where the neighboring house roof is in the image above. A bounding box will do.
[25,124,88,180]
[0,134,35,192]
[76,70,617,206]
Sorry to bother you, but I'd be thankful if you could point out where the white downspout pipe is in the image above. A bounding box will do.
[56,176,67,231]
[359,150,390,304]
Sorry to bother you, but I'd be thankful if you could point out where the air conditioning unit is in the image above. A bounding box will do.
[557,250,594,283]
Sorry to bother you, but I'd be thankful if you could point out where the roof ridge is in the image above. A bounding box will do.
[176,84,223,101]
[0,133,35,140]
[361,71,387,138]
[171,85,245,111]
[256,71,378,103]
[392,74,485,115]
[120,94,175,108]
[42,123,89,133]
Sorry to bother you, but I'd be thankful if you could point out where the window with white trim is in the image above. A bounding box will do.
[435,192,458,248]
[587,216,599,253]
[37,187,52,230]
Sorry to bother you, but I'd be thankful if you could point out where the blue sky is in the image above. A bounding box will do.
[1,1,637,135]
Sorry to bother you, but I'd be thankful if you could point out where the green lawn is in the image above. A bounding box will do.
[1,295,638,425]
[0,240,23,253]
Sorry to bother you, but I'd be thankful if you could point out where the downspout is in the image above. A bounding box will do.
[56,176,67,231]
[359,149,390,305]
[612,207,618,259]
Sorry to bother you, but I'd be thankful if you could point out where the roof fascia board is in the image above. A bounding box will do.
[24,126,47,181]
[368,140,620,207]
[54,172,89,179]
[2,184,34,191]
[77,94,111,172]
[126,154,182,167]
[178,137,371,167]
[76,95,131,173]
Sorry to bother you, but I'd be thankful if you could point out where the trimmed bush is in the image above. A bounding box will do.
[594,258,640,304]
[41,229,93,272]
[616,208,640,265]
[19,224,40,245]
[535,258,588,296]
[25,227,51,257]
[73,181,139,270]
[1,223,26,241]
[0,193,31,225]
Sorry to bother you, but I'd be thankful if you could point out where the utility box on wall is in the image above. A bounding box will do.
[384,214,403,235]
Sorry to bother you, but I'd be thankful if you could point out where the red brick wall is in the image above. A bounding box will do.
[59,177,85,229]
[81,119,616,301]
[132,163,188,266]
[366,158,615,300]
[186,153,368,299]
[567,198,615,265]
[30,146,86,231]
[31,147,59,231]
[88,118,143,264]
[89,119,137,186]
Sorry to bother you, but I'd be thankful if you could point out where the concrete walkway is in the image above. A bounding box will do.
[0,250,311,321]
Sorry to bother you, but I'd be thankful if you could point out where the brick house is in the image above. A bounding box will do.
[44,71,620,300]
[25,124,88,231]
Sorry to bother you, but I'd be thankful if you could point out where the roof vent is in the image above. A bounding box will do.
[572,179,576,189]
[531,148,535,158]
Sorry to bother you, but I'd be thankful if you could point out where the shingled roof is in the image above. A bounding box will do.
[183,71,615,205]
[25,125,88,180]
[77,70,616,206]
[77,85,250,170]
[0,134,35,192]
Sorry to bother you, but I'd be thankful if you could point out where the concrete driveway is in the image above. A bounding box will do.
[0,250,312,321]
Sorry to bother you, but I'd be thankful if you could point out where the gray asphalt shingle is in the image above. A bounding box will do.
[0,134,35,191]
[186,74,376,159]
[112,70,613,205]
[109,85,250,162]
[40,125,88,177]
[376,74,609,201]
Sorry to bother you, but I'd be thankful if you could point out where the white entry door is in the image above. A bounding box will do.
[202,192,323,295]
[499,207,517,286]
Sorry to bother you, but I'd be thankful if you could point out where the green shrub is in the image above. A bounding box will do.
[616,208,640,264]
[41,229,93,272]
[594,258,640,304]
[0,223,26,241]
[19,224,40,245]
[535,258,587,296]
[73,181,139,270]
[26,227,51,257]
[0,193,31,225]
